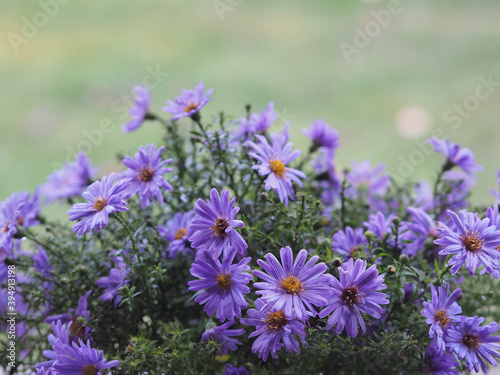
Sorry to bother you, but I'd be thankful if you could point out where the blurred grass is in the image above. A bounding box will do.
[1,0,500,208]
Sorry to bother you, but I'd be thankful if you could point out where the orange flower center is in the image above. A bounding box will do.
[184,103,199,113]
[269,159,286,178]
[92,197,107,211]
[281,276,303,294]
[17,216,24,226]
[175,228,187,240]
[264,310,287,330]
[461,231,484,253]
[210,218,229,238]
[138,167,154,182]
[434,310,451,327]
[216,274,232,291]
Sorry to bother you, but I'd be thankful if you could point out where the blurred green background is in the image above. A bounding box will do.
[2,0,500,206]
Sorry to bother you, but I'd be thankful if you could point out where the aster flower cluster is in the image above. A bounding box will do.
[6,83,500,375]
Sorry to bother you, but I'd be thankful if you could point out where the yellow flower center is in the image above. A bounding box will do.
[264,310,287,330]
[175,228,187,240]
[92,197,107,211]
[461,231,484,253]
[269,159,286,178]
[216,274,232,291]
[184,103,199,113]
[138,167,154,182]
[281,276,303,294]
[434,310,451,327]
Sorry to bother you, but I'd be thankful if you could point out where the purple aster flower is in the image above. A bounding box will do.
[253,246,331,321]
[302,119,340,151]
[487,205,500,230]
[35,319,72,370]
[201,321,245,356]
[421,283,462,352]
[491,169,500,202]
[120,144,173,209]
[240,299,305,362]
[237,102,277,139]
[53,339,120,374]
[429,137,483,174]
[188,252,252,322]
[122,85,151,133]
[332,226,368,260]
[41,152,96,204]
[223,364,248,375]
[311,148,342,208]
[403,207,437,256]
[33,247,53,291]
[423,342,460,375]
[246,134,306,206]
[189,188,247,260]
[345,160,390,197]
[434,209,500,277]
[46,290,92,340]
[163,81,213,121]
[412,179,434,212]
[31,367,54,375]
[0,190,40,256]
[95,261,131,308]
[363,211,397,247]
[67,173,129,236]
[446,316,500,373]
[319,258,389,337]
[158,211,195,259]
[436,171,476,219]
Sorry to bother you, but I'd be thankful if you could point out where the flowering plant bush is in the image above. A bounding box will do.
[2,81,500,374]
